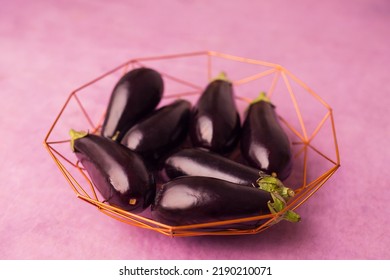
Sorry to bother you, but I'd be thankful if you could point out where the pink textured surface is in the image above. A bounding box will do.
[1,0,389,259]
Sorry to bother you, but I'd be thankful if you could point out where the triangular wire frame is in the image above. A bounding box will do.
[43,51,340,237]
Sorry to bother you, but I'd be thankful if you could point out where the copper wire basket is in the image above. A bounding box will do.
[43,51,340,237]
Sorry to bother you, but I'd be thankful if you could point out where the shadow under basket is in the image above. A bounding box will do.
[43,51,340,237]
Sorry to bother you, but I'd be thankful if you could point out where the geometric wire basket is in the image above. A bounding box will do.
[43,51,340,237]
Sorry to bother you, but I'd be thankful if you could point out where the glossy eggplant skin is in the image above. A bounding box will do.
[189,75,240,154]
[161,148,261,186]
[240,95,292,180]
[101,67,164,141]
[152,176,271,226]
[121,99,192,162]
[72,132,155,213]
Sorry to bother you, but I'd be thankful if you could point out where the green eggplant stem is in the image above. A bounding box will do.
[69,129,88,152]
[211,71,230,82]
[267,192,301,223]
[251,91,271,104]
[255,172,300,223]
[283,210,301,223]
[256,172,295,200]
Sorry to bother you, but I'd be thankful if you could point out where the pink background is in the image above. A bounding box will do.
[1,0,389,260]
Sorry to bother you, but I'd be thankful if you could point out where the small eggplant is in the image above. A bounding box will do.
[189,72,240,154]
[240,93,293,180]
[101,67,164,141]
[161,148,295,200]
[152,176,300,227]
[69,129,155,213]
[121,99,192,162]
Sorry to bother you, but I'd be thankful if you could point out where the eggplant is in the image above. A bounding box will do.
[121,99,191,162]
[101,67,164,141]
[161,147,294,200]
[152,176,299,227]
[69,129,155,213]
[189,72,240,154]
[161,148,259,185]
[240,93,293,180]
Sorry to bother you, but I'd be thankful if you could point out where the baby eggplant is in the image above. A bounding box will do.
[152,176,299,227]
[69,129,155,213]
[101,67,164,141]
[161,148,258,185]
[161,148,295,200]
[240,93,293,181]
[121,99,192,162]
[189,72,240,154]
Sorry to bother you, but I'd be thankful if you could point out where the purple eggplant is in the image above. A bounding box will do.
[101,67,164,141]
[121,99,192,161]
[189,72,240,154]
[240,93,293,180]
[152,176,299,227]
[161,148,259,185]
[160,147,295,200]
[69,129,155,213]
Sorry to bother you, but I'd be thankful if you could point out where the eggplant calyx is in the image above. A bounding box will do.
[256,172,295,201]
[267,193,301,223]
[283,210,301,223]
[251,91,271,104]
[69,129,88,152]
[211,71,231,83]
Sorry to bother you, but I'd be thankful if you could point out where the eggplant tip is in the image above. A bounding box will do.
[212,71,231,82]
[69,129,88,152]
[251,92,271,104]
